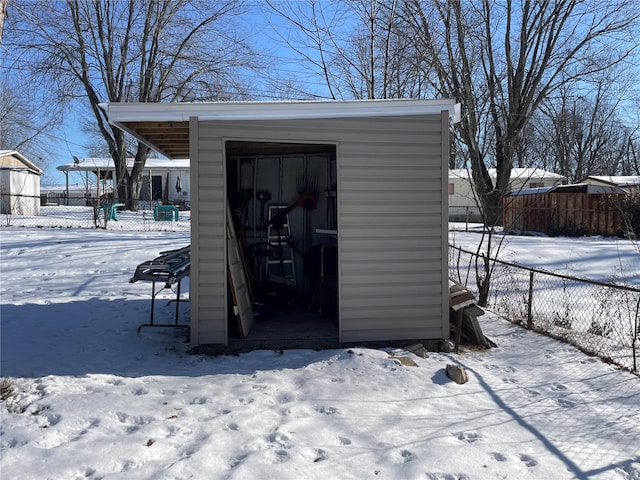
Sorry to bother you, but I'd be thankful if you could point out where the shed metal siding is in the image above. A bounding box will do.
[191,119,227,345]
[336,115,445,342]
[192,114,447,345]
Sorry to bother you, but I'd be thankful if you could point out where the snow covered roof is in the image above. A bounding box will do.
[57,157,190,172]
[505,186,555,196]
[449,168,565,181]
[507,183,626,196]
[0,149,44,175]
[580,175,640,188]
[100,99,461,159]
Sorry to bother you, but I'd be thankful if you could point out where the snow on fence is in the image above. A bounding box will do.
[449,244,640,373]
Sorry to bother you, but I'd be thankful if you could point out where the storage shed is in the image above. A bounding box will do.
[0,150,43,216]
[101,99,461,348]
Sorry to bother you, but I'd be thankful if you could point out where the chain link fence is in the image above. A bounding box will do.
[449,244,640,373]
[1,201,190,232]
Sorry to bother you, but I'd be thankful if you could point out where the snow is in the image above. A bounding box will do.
[448,228,640,285]
[1,227,639,479]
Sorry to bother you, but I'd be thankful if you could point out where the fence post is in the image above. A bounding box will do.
[634,297,639,373]
[465,207,469,232]
[527,271,534,328]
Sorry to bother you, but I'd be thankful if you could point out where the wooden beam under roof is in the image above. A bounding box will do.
[122,121,189,159]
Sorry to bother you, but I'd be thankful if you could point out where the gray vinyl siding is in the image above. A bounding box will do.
[337,115,446,342]
[191,114,448,345]
[191,119,227,345]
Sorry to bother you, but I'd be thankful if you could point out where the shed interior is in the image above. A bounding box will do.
[225,141,339,343]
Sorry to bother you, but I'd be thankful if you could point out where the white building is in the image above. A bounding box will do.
[449,167,566,221]
[579,175,640,194]
[56,157,190,206]
[0,150,43,215]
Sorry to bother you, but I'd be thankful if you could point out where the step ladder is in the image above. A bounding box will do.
[266,205,296,286]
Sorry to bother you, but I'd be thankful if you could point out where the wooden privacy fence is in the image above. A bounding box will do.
[503,192,626,237]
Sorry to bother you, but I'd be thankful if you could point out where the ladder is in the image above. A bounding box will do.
[266,205,296,286]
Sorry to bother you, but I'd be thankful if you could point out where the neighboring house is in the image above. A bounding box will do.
[0,150,43,215]
[56,157,191,206]
[449,168,566,221]
[579,175,640,194]
[102,98,460,348]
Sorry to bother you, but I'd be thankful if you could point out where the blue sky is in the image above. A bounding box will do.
[10,1,640,186]
[39,2,340,186]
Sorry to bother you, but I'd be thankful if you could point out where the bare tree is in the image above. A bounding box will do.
[0,63,64,176]
[7,0,256,209]
[526,77,636,182]
[265,0,428,100]
[404,0,639,227]
[0,0,6,45]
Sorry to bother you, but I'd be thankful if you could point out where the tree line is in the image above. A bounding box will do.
[1,0,638,222]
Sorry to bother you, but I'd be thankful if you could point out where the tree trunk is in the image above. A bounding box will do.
[126,144,150,211]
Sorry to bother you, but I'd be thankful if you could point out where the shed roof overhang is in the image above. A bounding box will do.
[100,99,461,159]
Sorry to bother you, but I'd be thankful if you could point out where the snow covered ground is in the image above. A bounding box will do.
[1,227,639,479]
[2,205,191,231]
[449,228,640,372]
[449,226,640,285]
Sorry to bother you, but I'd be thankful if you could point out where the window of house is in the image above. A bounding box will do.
[448,183,455,195]
[529,182,544,188]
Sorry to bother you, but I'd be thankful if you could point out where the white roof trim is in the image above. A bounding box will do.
[0,149,44,175]
[57,157,190,172]
[99,99,461,123]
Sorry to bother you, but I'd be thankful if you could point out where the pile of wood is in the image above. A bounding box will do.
[449,280,493,351]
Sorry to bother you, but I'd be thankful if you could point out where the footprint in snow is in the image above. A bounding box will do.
[315,406,339,415]
[397,449,415,463]
[268,431,290,444]
[334,436,352,445]
[550,383,567,391]
[229,453,249,469]
[556,398,577,408]
[489,452,507,462]
[45,413,62,427]
[271,449,289,463]
[455,431,480,444]
[274,392,293,404]
[308,448,328,462]
[519,454,537,467]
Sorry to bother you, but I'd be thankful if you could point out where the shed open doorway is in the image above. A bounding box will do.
[225,140,339,346]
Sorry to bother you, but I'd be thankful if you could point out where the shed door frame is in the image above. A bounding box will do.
[222,137,340,343]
